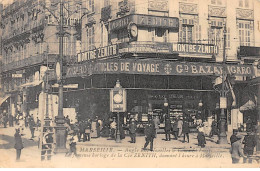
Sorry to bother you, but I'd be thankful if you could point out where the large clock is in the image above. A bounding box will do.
[113,94,123,103]
[128,22,138,38]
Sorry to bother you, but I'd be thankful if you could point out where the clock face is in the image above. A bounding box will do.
[130,24,138,38]
[113,94,123,103]
[56,62,61,81]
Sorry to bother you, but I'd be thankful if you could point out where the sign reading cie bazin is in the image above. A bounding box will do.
[67,59,254,77]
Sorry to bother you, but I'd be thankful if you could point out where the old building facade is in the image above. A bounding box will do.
[1,0,260,131]
[67,0,260,130]
[0,0,82,118]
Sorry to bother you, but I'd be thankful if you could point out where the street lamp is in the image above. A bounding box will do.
[218,24,228,144]
[53,0,67,153]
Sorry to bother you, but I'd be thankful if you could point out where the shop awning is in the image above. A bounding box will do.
[0,94,11,106]
[20,80,43,88]
[239,100,256,111]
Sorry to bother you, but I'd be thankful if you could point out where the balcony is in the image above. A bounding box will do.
[1,53,58,73]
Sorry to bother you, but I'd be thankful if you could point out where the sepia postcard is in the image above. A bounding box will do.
[0,0,260,168]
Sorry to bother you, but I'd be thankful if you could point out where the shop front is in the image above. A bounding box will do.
[65,58,254,131]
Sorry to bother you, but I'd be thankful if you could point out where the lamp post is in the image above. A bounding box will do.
[53,0,67,153]
[218,25,228,144]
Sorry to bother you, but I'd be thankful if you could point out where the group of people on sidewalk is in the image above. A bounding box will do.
[230,129,257,164]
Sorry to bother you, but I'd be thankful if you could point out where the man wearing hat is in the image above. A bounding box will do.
[242,131,256,163]
[14,128,23,161]
[66,130,78,158]
[129,118,137,143]
[230,134,244,164]
[143,118,156,151]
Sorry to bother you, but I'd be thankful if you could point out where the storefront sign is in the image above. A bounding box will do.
[109,14,179,31]
[119,42,172,54]
[172,43,218,55]
[66,59,254,78]
[12,74,23,78]
[77,44,119,62]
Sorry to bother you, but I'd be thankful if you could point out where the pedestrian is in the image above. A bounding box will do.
[177,117,183,137]
[230,134,244,164]
[73,122,80,141]
[36,117,41,131]
[29,115,35,139]
[18,116,25,135]
[242,131,256,163]
[197,124,206,148]
[129,118,137,143]
[14,128,23,161]
[3,114,8,128]
[143,118,156,151]
[164,117,171,141]
[230,129,238,145]
[246,116,253,132]
[171,119,178,140]
[153,116,160,138]
[78,121,86,142]
[110,118,117,139]
[8,114,14,127]
[41,128,53,161]
[182,119,190,143]
[85,119,92,141]
[25,116,29,127]
[66,130,78,158]
[209,118,218,138]
[95,116,101,138]
[91,118,98,138]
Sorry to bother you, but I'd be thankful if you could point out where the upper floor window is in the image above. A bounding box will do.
[148,28,168,42]
[87,26,95,50]
[88,0,95,13]
[211,0,222,5]
[238,21,252,46]
[104,0,110,7]
[239,0,249,8]
[181,25,193,43]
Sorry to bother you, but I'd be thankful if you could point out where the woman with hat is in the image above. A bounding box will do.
[230,134,244,164]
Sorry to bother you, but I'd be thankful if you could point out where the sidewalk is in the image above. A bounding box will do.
[0,126,257,168]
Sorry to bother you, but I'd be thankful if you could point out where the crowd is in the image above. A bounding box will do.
[0,110,257,164]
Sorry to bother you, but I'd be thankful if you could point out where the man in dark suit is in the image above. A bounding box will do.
[14,129,23,161]
[243,131,256,163]
[164,117,171,141]
[143,118,156,151]
[129,118,137,143]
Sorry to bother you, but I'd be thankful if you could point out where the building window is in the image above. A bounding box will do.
[181,25,193,43]
[148,28,168,42]
[87,26,95,50]
[88,0,95,13]
[239,0,249,8]
[104,0,110,7]
[226,27,230,48]
[211,0,222,5]
[238,21,252,46]
[209,27,223,48]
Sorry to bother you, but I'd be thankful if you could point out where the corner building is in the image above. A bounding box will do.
[65,0,260,131]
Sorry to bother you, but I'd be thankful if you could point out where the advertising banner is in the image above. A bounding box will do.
[66,58,254,78]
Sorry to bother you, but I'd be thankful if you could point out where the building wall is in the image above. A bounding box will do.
[80,0,260,63]
[0,0,81,94]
